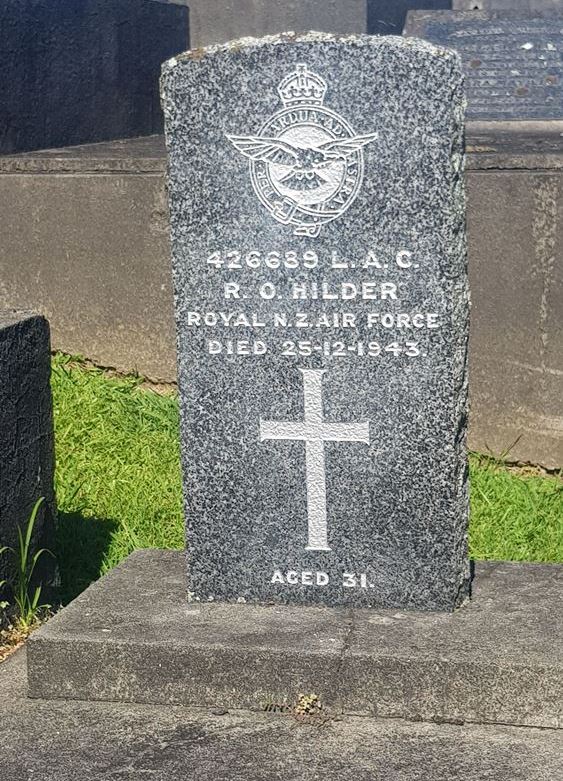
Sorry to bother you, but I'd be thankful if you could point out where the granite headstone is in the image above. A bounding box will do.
[405,10,563,120]
[161,32,470,610]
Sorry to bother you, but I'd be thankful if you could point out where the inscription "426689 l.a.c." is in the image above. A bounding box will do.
[206,248,418,271]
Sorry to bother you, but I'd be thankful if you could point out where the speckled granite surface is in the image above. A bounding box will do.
[161,33,469,609]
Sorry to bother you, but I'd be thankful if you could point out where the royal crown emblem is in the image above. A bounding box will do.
[227,64,377,238]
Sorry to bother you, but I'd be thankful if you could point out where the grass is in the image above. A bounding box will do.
[52,354,184,602]
[0,497,55,661]
[5,497,53,630]
[51,353,563,603]
[470,454,562,563]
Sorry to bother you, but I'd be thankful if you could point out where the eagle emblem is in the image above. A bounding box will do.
[226,64,377,238]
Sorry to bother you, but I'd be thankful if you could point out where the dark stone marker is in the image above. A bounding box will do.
[0,0,188,155]
[405,10,563,120]
[161,32,470,610]
[0,312,56,594]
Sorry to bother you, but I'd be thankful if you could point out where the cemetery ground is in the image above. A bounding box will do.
[1,350,560,659]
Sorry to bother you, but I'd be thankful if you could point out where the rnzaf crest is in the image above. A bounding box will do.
[227,64,377,238]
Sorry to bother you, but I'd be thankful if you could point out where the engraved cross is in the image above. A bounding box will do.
[260,369,370,551]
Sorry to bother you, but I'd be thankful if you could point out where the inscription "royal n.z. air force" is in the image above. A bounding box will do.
[186,312,441,329]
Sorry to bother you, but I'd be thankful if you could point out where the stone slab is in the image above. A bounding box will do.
[27,550,563,729]
[466,118,563,169]
[465,123,563,468]
[5,649,563,781]
[162,33,470,610]
[187,1,367,48]
[0,312,56,592]
[453,0,561,11]
[0,124,561,467]
[404,10,563,120]
[0,140,177,383]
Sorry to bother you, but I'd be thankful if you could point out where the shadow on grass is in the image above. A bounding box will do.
[55,512,119,605]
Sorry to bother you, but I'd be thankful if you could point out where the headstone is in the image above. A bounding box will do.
[161,32,470,611]
[187,1,367,48]
[0,312,56,595]
[404,10,563,120]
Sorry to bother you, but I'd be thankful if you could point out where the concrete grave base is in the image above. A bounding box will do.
[4,649,562,781]
[27,550,562,729]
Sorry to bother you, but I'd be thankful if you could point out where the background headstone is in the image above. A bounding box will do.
[0,0,188,155]
[405,10,563,120]
[0,312,56,596]
[162,33,470,610]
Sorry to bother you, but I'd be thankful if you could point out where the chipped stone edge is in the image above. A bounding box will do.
[161,29,459,76]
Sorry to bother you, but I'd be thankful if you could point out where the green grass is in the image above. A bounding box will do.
[51,353,563,603]
[52,355,183,602]
[470,454,562,563]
